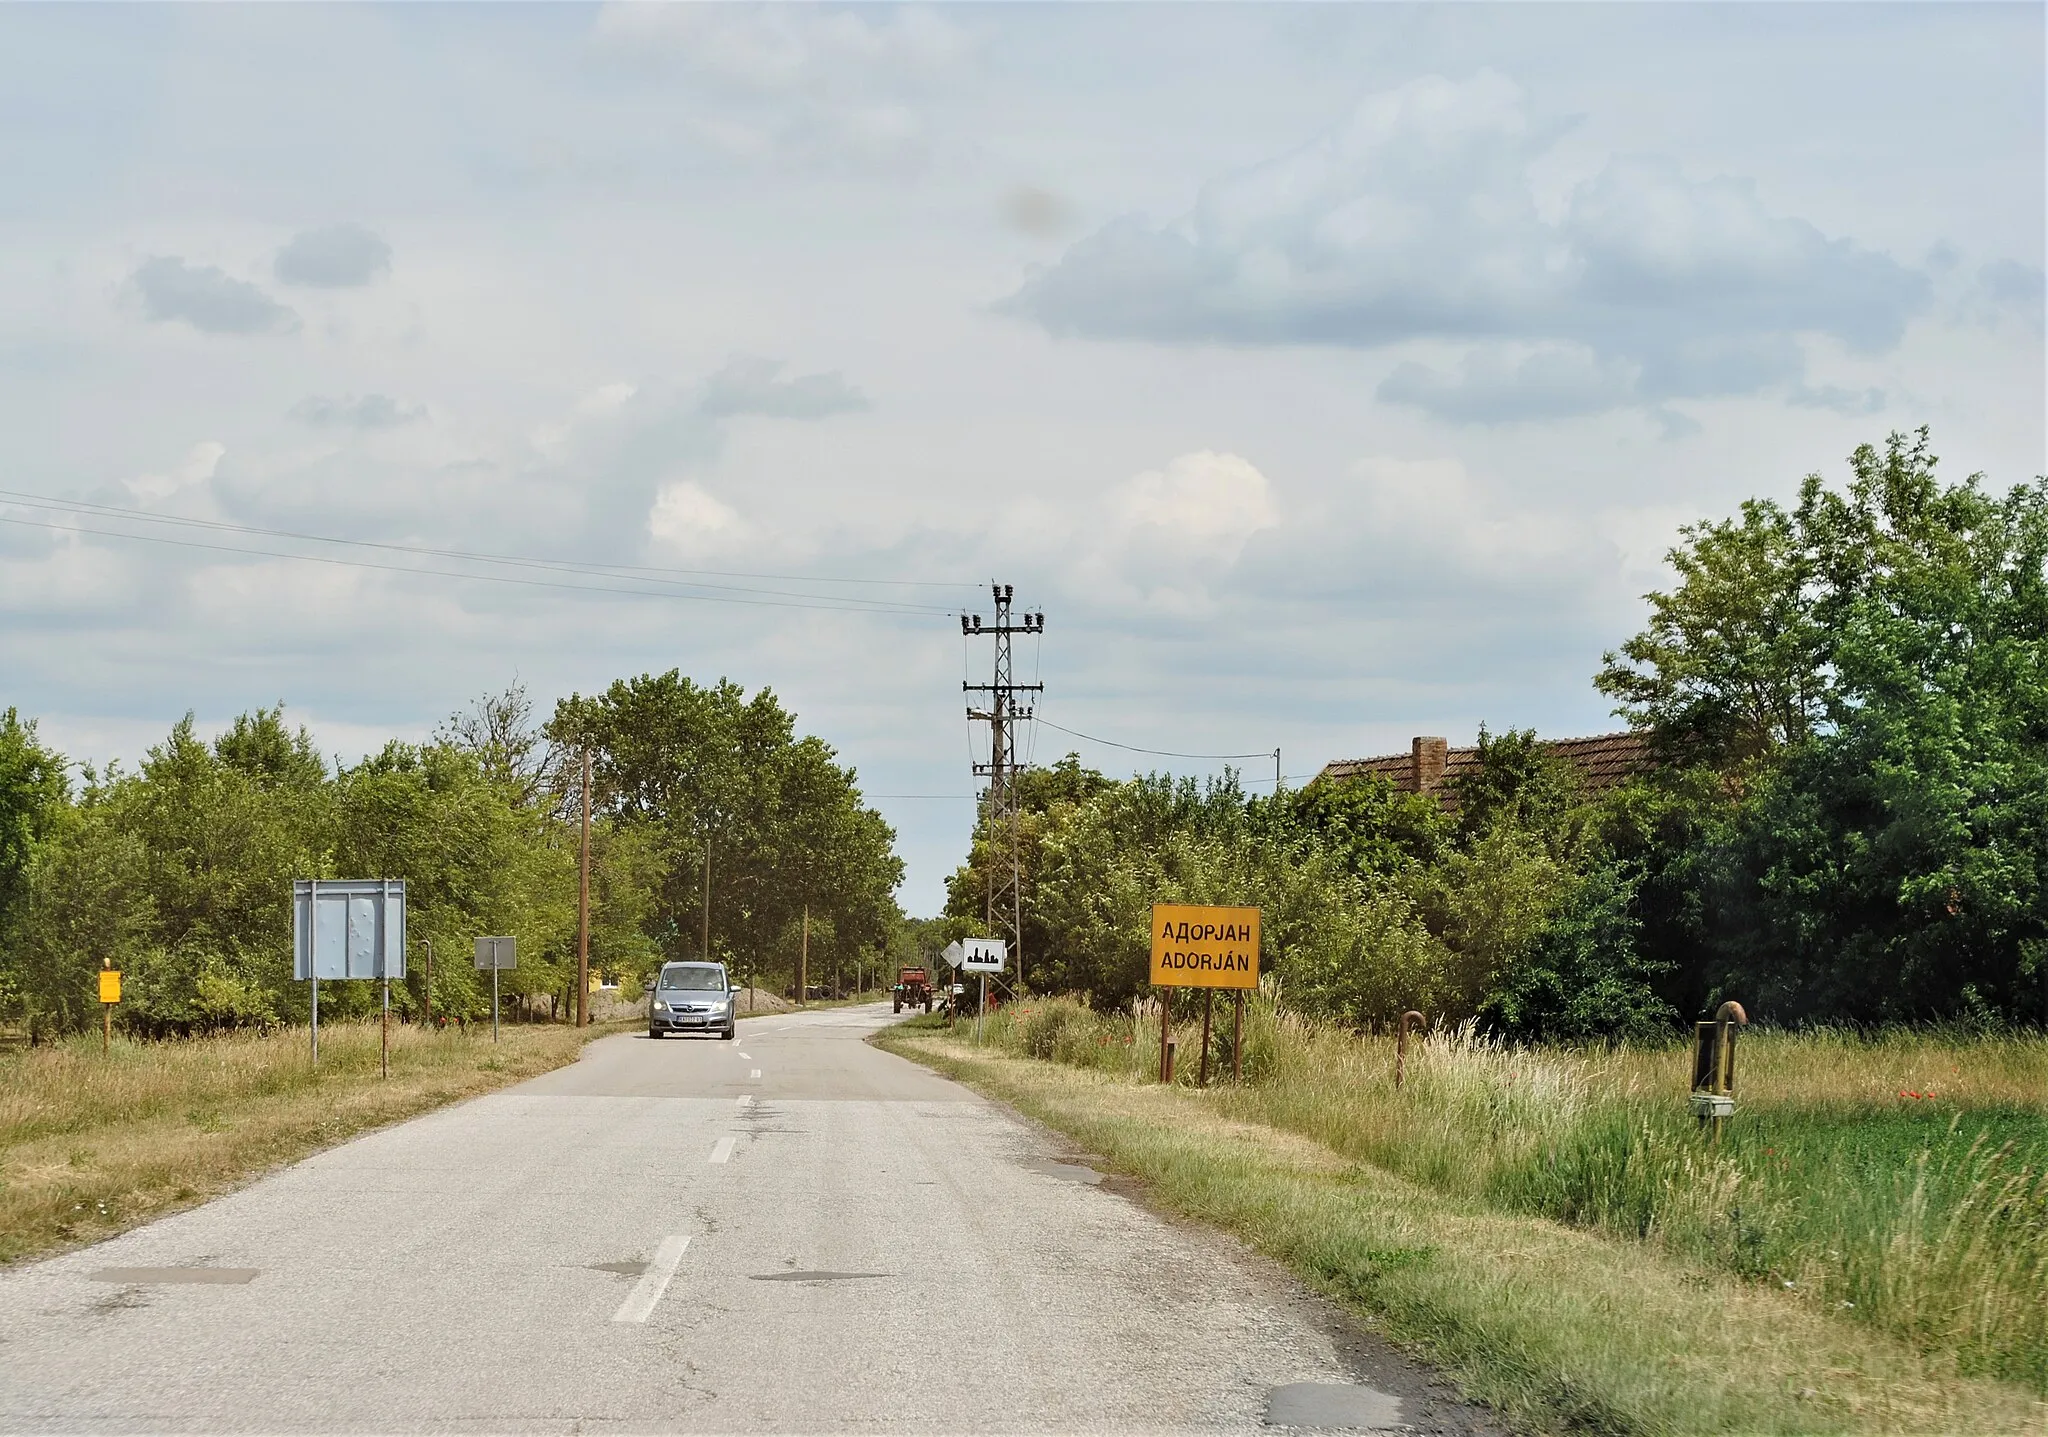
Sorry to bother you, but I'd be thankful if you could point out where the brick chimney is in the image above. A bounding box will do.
[1412,736,1448,794]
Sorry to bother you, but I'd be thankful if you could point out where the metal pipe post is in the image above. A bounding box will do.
[1232,991,1244,1083]
[492,962,500,1043]
[381,975,390,1079]
[311,976,319,1068]
[1710,1000,1748,1147]
[1198,989,1215,1087]
[423,937,433,1030]
[1396,1010,1425,1090]
[1158,989,1171,1083]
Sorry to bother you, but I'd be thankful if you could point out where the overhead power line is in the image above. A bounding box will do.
[1034,717,1272,761]
[0,484,981,616]
[0,487,976,598]
[0,514,948,618]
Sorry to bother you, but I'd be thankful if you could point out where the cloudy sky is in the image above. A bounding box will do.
[1,3,2041,913]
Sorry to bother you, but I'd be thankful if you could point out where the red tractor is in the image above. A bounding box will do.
[892,966,933,1014]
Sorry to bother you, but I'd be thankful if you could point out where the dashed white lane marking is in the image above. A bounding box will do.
[750,1068,762,1079]
[737,1052,752,1060]
[736,1094,755,1109]
[611,1235,690,1324]
[709,1136,736,1165]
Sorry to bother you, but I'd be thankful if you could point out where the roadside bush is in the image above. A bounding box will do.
[1021,1000,1087,1059]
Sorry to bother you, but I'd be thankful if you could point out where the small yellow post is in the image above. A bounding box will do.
[98,962,121,1054]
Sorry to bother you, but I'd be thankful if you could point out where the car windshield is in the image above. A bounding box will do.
[658,965,725,992]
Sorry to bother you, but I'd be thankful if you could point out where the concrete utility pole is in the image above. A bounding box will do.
[577,748,591,1028]
[963,583,1044,992]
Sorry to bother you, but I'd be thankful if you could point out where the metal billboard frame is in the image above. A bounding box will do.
[294,879,407,981]
[292,879,407,1070]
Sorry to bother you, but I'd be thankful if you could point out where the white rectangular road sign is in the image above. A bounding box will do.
[474,936,516,970]
[294,879,406,981]
[961,938,1006,973]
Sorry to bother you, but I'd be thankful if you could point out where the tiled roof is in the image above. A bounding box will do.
[1542,731,1656,792]
[1317,731,1652,810]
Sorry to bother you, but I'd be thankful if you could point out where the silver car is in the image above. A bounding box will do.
[648,961,736,1040]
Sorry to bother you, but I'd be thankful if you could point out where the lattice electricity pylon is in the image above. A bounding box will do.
[962,583,1044,991]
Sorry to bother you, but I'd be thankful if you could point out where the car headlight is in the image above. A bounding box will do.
[653,1000,668,1011]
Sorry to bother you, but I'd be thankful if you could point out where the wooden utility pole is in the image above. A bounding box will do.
[577,748,591,1028]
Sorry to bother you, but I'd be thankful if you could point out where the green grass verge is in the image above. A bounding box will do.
[880,1023,2047,1436]
[980,996,2048,1392]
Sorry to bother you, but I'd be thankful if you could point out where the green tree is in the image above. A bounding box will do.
[331,740,578,1021]
[1476,859,1676,1042]
[0,708,67,955]
[549,672,901,990]
[1596,499,1830,770]
[1731,434,2048,1021]
[1602,430,2048,1024]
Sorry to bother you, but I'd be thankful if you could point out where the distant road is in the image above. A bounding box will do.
[0,1004,1485,1433]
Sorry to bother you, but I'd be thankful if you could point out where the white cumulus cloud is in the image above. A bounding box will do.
[647,481,753,558]
[1070,451,1279,616]
[1006,72,1928,426]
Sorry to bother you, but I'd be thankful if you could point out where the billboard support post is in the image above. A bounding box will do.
[310,880,319,1067]
[381,973,390,1078]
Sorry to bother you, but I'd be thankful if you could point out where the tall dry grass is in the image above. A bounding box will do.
[978,997,2048,1393]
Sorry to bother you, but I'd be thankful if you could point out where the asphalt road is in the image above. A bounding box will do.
[0,1004,1495,1434]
